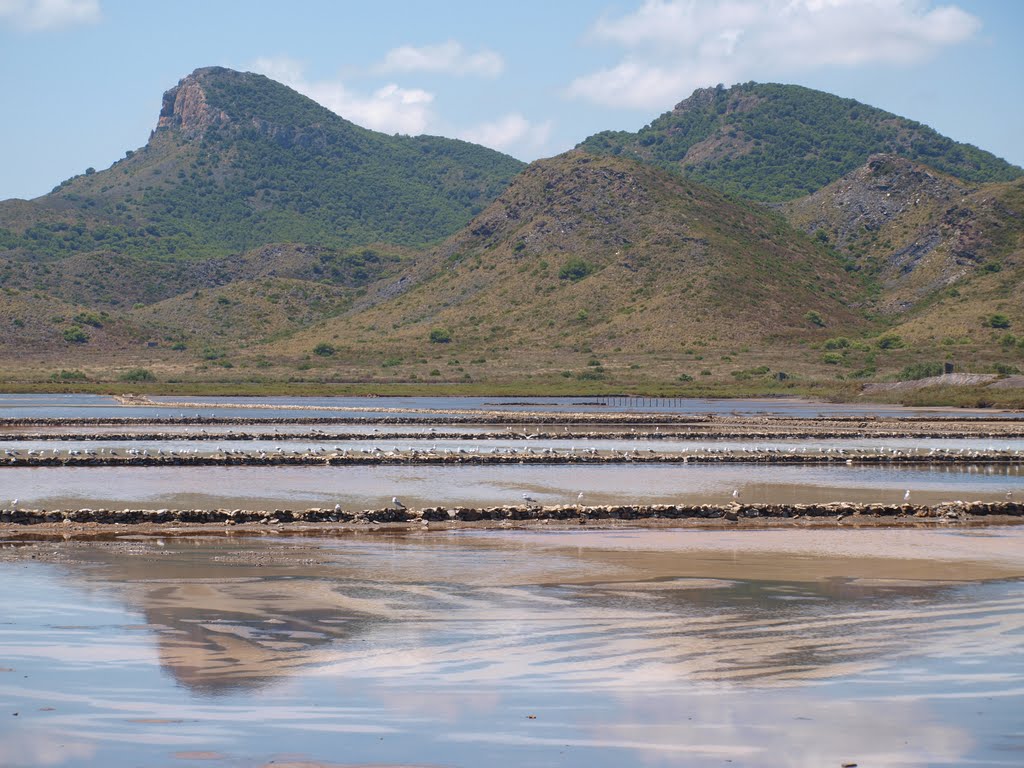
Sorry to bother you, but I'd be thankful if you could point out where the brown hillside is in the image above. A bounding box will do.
[785,155,1024,315]
[277,152,869,379]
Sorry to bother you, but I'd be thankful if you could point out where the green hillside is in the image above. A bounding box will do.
[0,67,525,262]
[579,82,1022,202]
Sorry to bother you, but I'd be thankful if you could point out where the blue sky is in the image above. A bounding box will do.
[0,0,1021,200]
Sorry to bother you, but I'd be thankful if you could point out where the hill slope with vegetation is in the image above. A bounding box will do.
[0,72,1021,399]
[578,82,1022,202]
[274,152,872,386]
[0,67,525,263]
[783,157,1024,380]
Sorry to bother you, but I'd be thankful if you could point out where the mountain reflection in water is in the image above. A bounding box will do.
[1,529,1023,767]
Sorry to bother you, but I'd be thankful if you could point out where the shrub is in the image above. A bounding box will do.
[899,362,944,380]
[429,328,452,344]
[993,362,1020,375]
[558,257,595,281]
[984,314,1011,329]
[49,369,87,382]
[877,334,905,350]
[677,374,694,382]
[118,368,155,382]
[822,352,844,365]
[823,337,850,350]
[804,310,825,327]
[72,312,104,328]
[313,342,336,357]
[63,326,89,344]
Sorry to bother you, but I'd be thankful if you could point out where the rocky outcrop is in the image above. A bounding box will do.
[782,154,1021,312]
[157,68,230,137]
[787,154,965,248]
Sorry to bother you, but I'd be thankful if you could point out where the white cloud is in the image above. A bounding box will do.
[0,0,99,29]
[459,113,553,155]
[569,0,982,109]
[250,56,551,158]
[379,40,505,77]
[251,56,435,135]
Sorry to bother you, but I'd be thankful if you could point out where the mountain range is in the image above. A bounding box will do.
[1,68,1021,397]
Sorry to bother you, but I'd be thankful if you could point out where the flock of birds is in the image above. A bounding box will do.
[13,487,1017,511]
[5,442,1024,462]
[2,434,1021,512]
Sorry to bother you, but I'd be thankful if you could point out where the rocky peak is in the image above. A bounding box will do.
[671,84,726,114]
[156,67,230,137]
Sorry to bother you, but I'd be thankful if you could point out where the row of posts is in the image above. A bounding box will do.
[600,397,691,408]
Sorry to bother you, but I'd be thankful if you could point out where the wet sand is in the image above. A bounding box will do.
[7,524,1024,582]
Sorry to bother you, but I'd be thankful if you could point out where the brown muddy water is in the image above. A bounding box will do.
[1,528,1023,767]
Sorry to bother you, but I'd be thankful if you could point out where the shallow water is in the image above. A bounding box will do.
[1,529,1023,767]
[0,393,1019,420]
[3,462,1022,511]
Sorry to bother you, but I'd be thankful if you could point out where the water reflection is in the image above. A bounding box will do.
[1,531,1022,766]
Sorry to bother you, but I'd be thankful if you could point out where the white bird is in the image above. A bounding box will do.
[577,491,585,504]
[732,489,741,500]
[334,503,343,513]
[11,498,18,508]
[392,496,407,510]
[904,489,911,502]
[522,493,538,504]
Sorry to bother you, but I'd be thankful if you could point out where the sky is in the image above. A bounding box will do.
[0,0,1021,201]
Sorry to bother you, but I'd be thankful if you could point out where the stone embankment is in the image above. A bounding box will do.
[0,451,1021,468]
[1,501,1020,527]
[4,425,1024,441]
